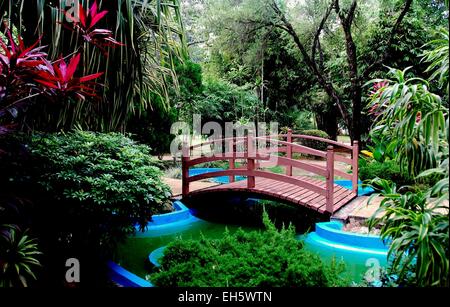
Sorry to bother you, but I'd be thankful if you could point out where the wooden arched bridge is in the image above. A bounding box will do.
[181,130,359,215]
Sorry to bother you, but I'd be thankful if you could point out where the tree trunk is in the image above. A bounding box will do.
[316,107,338,141]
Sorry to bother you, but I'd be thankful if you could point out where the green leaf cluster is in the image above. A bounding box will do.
[151,212,349,287]
[30,131,172,234]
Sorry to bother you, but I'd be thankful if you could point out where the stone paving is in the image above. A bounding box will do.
[163,177,219,197]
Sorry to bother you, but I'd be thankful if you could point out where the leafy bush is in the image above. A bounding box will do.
[359,159,414,186]
[30,131,172,241]
[297,129,330,152]
[150,212,348,287]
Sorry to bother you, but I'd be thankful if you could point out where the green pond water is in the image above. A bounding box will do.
[115,217,378,284]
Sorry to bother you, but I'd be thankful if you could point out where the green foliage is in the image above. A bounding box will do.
[151,212,348,287]
[128,59,202,157]
[0,225,41,287]
[366,31,449,287]
[173,58,204,104]
[293,111,317,131]
[359,159,413,186]
[128,102,178,158]
[30,131,172,236]
[367,179,449,287]
[422,28,449,94]
[297,129,330,152]
[180,79,263,125]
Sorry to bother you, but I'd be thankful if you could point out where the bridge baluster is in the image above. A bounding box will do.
[246,134,255,188]
[286,128,293,176]
[326,145,335,213]
[228,139,235,183]
[182,141,190,198]
[352,140,359,195]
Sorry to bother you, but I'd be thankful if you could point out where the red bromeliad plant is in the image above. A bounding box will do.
[35,53,104,101]
[0,27,105,136]
[65,1,124,54]
[0,31,47,133]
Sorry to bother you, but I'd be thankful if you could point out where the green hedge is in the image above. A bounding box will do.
[297,129,330,152]
[150,212,348,287]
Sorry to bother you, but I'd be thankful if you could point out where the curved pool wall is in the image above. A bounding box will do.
[107,261,154,287]
[304,221,388,265]
[149,246,165,267]
[110,200,200,287]
[133,200,201,237]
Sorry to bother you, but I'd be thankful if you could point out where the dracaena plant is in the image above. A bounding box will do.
[35,53,103,101]
[0,31,46,129]
[64,1,124,54]
[0,27,105,134]
[1,0,186,131]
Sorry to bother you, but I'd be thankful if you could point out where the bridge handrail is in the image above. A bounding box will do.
[253,136,327,158]
[263,133,352,150]
[186,169,327,196]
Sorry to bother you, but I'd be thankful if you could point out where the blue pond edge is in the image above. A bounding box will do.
[304,221,389,257]
[109,200,199,287]
[149,246,166,267]
[107,260,154,287]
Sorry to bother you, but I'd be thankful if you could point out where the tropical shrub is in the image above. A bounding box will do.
[0,225,41,287]
[366,67,447,177]
[297,129,330,152]
[367,179,449,287]
[150,212,348,287]
[366,27,449,287]
[31,131,172,228]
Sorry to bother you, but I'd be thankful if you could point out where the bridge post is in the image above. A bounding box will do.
[228,139,235,183]
[182,141,190,198]
[286,128,293,176]
[352,140,359,195]
[246,134,255,188]
[326,145,335,213]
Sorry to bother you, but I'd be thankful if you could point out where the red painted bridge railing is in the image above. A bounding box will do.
[181,129,359,213]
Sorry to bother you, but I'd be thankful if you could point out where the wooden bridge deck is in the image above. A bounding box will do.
[187,176,356,214]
